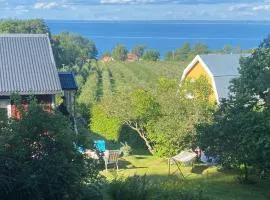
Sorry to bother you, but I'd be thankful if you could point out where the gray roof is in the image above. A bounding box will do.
[199,54,249,100]
[0,34,61,96]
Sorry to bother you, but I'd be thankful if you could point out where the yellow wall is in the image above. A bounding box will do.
[185,61,216,102]
[186,61,210,80]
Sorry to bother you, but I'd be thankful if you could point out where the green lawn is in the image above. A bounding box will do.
[101,153,269,200]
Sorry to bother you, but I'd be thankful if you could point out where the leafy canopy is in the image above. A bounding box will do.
[0,98,101,200]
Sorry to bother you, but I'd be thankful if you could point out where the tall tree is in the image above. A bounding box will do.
[147,77,214,156]
[0,98,101,199]
[131,44,147,58]
[0,19,49,34]
[175,42,192,61]
[91,89,160,154]
[142,50,160,61]
[198,36,270,182]
[112,44,128,61]
[53,32,98,67]
[193,43,209,55]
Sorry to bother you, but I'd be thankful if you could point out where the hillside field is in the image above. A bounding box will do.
[78,60,188,107]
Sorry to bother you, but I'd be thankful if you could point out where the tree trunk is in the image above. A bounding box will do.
[126,122,154,155]
[137,130,154,155]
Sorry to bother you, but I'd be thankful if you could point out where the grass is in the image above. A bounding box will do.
[101,152,270,200]
[79,60,270,199]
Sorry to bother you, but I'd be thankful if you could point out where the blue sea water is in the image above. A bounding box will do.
[46,20,270,57]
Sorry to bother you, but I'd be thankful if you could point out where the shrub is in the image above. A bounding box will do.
[151,178,211,200]
[142,50,160,61]
[112,44,128,61]
[0,99,102,200]
[90,104,121,141]
[120,142,132,156]
[107,175,149,200]
[106,175,210,200]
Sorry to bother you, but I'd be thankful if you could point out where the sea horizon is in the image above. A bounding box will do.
[46,20,270,57]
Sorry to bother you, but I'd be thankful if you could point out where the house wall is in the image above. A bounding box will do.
[0,98,11,118]
[185,61,216,102]
[10,95,54,119]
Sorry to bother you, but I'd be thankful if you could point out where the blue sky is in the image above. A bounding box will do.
[1,0,270,20]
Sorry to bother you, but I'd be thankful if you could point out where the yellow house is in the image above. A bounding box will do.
[181,54,247,104]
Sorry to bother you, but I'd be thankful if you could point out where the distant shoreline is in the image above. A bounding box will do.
[45,19,270,24]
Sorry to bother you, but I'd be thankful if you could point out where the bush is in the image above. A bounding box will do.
[107,175,149,200]
[0,99,102,200]
[90,104,121,141]
[120,142,132,156]
[151,178,211,200]
[106,175,210,200]
[112,44,128,61]
[142,50,160,61]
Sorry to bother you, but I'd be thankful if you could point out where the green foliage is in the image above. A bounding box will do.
[220,45,242,54]
[147,77,214,157]
[197,35,270,182]
[90,103,121,141]
[142,50,160,61]
[175,42,192,61]
[0,19,49,34]
[53,32,98,67]
[0,108,7,122]
[165,42,208,61]
[106,175,210,200]
[151,178,210,200]
[81,61,186,152]
[120,142,132,156]
[107,175,149,200]
[112,44,128,61]
[131,44,147,58]
[193,43,209,55]
[0,99,101,199]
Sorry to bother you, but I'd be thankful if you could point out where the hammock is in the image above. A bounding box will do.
[168,150,197,178]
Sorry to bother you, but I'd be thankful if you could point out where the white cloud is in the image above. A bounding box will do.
[228,4,250,11]
[252,4,270,11]
[34,2,58,9]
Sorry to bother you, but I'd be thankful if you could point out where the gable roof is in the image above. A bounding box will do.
[0,34,61,96]
[199,54,242,76]
[58,72,78,90]
[181,54,249,103]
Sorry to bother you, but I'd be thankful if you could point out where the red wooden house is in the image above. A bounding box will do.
[0,34,76,119]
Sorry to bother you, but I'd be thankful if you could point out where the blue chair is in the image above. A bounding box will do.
[94,140,106,152]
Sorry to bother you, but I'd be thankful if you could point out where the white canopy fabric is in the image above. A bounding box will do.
[170,150,197,164]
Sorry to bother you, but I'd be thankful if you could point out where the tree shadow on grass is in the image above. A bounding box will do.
[191,164,210,174]
[104,158,148,171]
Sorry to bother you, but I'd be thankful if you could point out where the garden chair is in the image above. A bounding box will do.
[103,150,120,171]
[94,140,106,152]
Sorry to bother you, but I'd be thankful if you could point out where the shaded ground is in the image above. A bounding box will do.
[101,153,270,200]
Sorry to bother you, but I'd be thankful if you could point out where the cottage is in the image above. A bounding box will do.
[0,34,76,119]
[181,54,248,104]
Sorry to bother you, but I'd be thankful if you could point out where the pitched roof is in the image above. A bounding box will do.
[199,54,246,101]
[0,34,61,96]
[58,72,78,90]
[182,54,249,102]
[199,54,242,76]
